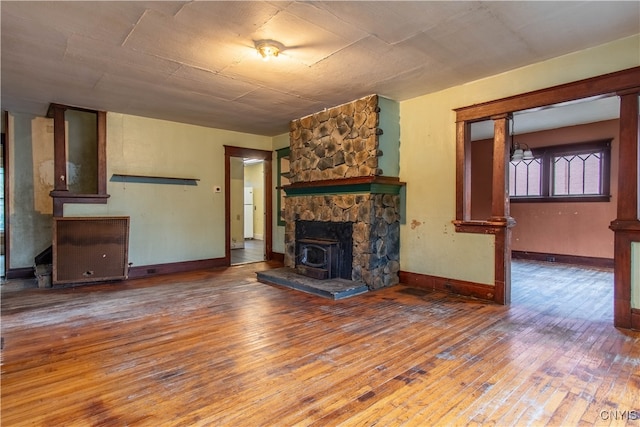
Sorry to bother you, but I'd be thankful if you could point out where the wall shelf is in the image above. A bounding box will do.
[111,174,199,186]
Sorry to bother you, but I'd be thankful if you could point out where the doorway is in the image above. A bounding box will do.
[230,157,266,265]
[224,146,273,266]
[454,66,639,328]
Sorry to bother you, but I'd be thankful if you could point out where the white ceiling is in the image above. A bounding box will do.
[2,1,638,136]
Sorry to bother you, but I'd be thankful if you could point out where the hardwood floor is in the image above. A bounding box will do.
[1,260,639,426]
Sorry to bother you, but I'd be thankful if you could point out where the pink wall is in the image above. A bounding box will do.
[471,119,619,260]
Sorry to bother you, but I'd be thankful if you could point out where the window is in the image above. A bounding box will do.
[509,158,542,197]
[509,139,611,202]
[276,147,290,226]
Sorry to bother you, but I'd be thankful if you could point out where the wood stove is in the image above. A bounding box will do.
[295,220,352,280]
[296,238,340,279]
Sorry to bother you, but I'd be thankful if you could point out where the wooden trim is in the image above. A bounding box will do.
[610,220,640,232]
[6,267,34,280]
[283,175,405,190]
[455,68,640,323]
[264,157,273,260]
[224,146,274,264]
[454,67,640,122]
[494,227,510,304]
[52,104,67,193]
[452,219,515,234]
[512,251,614,268]
[510,195,611,203]
[2,111,9,277]
[223,145,272,160]
[271,252,285,263]
[632,308,640,331]
[49,104,109,217]
[613,231,632,328]
[491,114,510,221]
[399,270,497,302]
[609,89,640,330]
[128,257,227,279]
[47,103,100,116]
[224,151,232,265]
[283,176,405,196]
[51,193,110,217]
[97,110,107,195]
[276,147,290,226]
[616,90,639,220]
[456,121,471,221]
[608,227,640,329]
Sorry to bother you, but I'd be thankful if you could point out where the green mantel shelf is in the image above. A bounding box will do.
[282,176,405,196]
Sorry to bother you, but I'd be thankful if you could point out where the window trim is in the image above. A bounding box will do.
[276,147,290,227]
[510,138,612,203]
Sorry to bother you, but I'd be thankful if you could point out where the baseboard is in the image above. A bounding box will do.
[128,257,227,279]
[398,270,496,302]
[512,250,614,268]
[632,308,640,331]
[6,267,35,279]
[271,252,285,263]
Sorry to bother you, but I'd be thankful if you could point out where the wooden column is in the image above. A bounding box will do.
[51,105,67,192]
[456,120,472,221]
[491,114,514,304]
[490,114,511,222]
[610,88,640,330]
[616,90,639,220]
[97,111,107,195]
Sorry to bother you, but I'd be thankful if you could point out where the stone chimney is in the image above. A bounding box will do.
[283,95,404,290]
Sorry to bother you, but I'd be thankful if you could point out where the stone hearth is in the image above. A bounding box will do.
[256,268,369,300]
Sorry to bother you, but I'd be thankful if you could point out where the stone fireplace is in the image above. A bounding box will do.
[282,95,403,290]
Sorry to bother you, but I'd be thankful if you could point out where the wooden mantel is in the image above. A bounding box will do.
[282,176,406,196]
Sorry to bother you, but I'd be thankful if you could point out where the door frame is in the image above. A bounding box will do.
[224,146,273,265]
[453,66,640,329]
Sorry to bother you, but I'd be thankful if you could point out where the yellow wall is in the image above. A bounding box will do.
[398,35,639,285]
[65,113,271,268]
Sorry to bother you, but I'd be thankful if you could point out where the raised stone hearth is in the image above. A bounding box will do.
[256,268,369,300]
[280,94,403,291]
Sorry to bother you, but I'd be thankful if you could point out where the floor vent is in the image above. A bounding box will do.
[53,217,130,285]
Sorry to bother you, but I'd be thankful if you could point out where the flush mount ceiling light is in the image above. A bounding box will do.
[255,40,283,61]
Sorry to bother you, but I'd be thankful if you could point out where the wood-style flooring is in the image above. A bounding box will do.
[1,260,639,426]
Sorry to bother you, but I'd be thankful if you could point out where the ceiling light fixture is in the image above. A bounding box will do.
[255,40,282,61]
[510,115,534,162]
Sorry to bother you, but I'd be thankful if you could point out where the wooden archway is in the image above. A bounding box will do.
[453,67,640,329]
